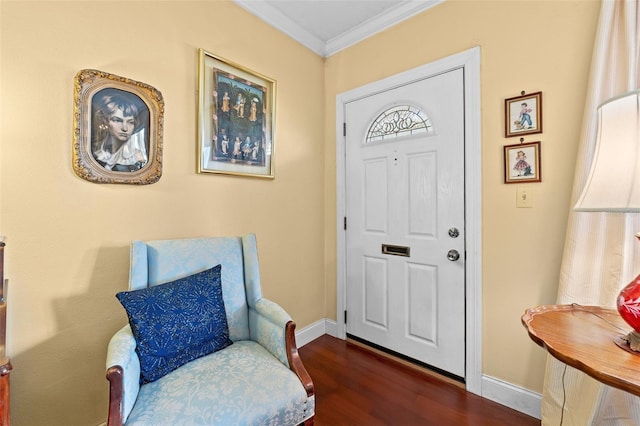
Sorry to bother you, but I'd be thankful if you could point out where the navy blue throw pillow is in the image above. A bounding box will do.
[116,264,232,384]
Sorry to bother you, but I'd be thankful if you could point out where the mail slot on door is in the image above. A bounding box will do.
[381,244,410,257]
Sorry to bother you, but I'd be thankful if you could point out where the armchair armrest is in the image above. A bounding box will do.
[250,298,314,398]
[285,321,314,397]
[106,325,141,426]
[250,298,290,365]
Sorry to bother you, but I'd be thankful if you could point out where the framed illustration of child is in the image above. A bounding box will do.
[503,141,542,183]
[505,92,543,138]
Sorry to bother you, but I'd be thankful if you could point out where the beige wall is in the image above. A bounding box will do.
[1,0,603,424]
[324,0,600,396]
[1,1,325,424]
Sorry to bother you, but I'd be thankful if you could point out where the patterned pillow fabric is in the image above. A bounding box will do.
[116,264,232,384]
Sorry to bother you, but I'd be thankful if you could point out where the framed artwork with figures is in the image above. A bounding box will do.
[197,49,276,178]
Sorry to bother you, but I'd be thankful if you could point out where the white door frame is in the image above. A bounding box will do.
[335,47,482,395]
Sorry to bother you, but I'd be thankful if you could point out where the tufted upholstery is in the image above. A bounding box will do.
[106,234,314,426]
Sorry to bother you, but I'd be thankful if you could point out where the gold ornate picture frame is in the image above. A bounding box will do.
[72,69,164,184]
[197,49,276,178]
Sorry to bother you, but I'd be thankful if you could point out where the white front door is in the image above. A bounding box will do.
[345,67,465,378]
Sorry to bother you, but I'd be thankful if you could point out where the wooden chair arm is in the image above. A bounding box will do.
[285,321,314,398]
[106,365,124,426]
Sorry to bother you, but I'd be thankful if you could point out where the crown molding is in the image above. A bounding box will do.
[233,0,444,57]
[325,0,444,56]
[233,0,327,56]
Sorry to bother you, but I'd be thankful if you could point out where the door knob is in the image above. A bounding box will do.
[447,249,460,261]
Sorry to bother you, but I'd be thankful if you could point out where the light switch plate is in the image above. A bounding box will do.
[516,187,533,208]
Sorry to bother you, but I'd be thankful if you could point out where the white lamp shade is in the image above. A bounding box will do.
[575,90,640,212]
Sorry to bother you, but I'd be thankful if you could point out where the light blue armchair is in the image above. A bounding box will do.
[106,235,315,425]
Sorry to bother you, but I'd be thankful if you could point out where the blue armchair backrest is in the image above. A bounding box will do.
[128,234,263,342]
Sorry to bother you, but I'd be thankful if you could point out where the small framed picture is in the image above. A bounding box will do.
[197,49,276,178]
[72,69,164,184]
[504,141,541,184]
[505,91,542,137]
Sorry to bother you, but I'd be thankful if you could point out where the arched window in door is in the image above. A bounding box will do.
[366,105,433,143]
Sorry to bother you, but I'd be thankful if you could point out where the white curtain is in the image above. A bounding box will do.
[542,1,640,424]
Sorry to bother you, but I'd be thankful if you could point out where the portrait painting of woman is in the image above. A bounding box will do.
[91,89,150,172]
[72,69,163,184]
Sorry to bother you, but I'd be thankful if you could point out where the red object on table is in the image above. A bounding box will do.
[617,274,640,333]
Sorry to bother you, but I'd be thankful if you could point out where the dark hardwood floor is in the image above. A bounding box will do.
[298,335,540,425]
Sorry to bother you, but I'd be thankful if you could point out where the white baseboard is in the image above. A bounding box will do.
[296,318,541,420]
[324,319,338,337]
[481,375,541,419]
[295,318,332,347]
[296,318,337,347]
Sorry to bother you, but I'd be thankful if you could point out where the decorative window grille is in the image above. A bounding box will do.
[366,105,433,143]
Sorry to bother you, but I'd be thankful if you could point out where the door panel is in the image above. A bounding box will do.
[364,256,388,329]
[364,159,388,232]
[407,262,437,343]
[345,67,465,378]
[408,152,437,236]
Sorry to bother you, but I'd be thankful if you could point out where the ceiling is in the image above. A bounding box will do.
[232,0,444,57]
